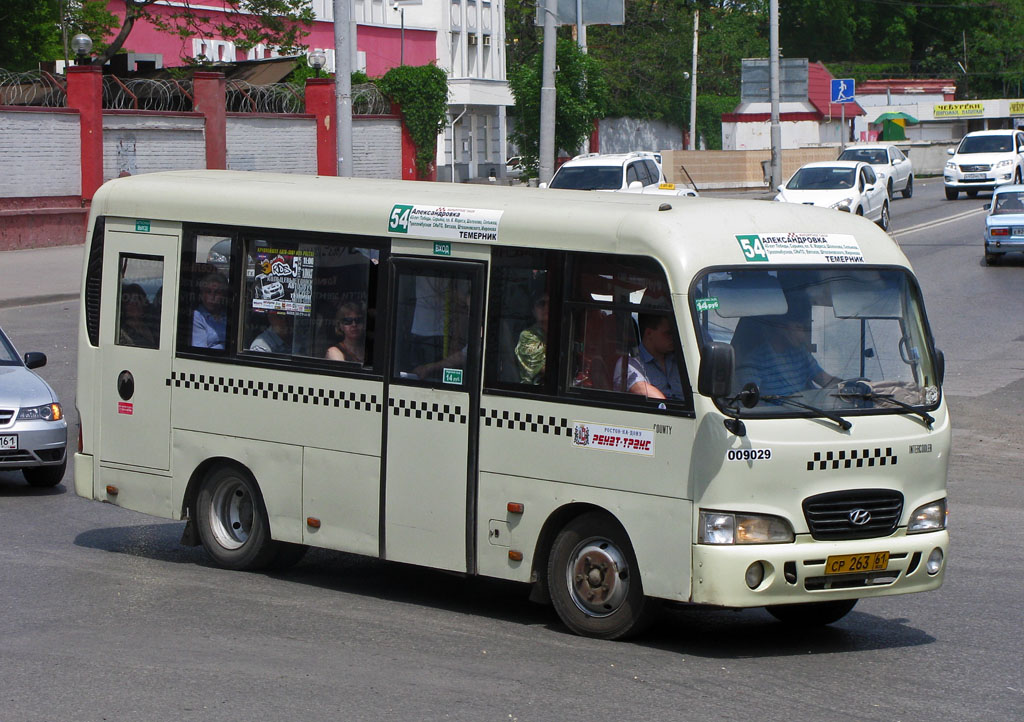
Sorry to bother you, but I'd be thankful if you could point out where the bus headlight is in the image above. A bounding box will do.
[17,403,63,421]
[907,498,947,534]
[699,511,795,544]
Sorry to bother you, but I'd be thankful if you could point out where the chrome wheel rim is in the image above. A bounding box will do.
[208,477,253,550]
[565,536,630,617]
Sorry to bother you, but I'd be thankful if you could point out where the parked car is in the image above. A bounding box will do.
[505,156,524,179]
[982,184,1024,265]
[774,160,890,230]
[544,151,665,192]
[944,129,1024,200]
[0,326,67,487]
[837,143,914,199]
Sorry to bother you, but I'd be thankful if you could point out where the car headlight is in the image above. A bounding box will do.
[996,159,1014,168]
[699,510,795,544]
[945,161,957,171]
[17,403,63,422]
[830,197,853,211]
[907,498,947,534]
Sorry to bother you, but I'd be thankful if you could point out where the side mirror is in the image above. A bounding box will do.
[983,202,991,210]
[538,182,548,189]
[947,148,955,156]
[698,342,734,399]
[23,351,47,369]
[628,180,643,190]
[934,348,945,387]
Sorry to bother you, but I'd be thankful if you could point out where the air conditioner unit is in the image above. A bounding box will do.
[482,35,491,46]
[467,34,478,45]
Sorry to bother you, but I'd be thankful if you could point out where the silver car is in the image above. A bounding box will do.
[0,326,68,487]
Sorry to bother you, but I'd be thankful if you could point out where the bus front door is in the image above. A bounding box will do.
[383,259,485,573]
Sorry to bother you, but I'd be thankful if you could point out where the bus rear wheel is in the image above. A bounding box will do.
[547,511,655,640]
[765,598,857,626]
[197,465,285,571]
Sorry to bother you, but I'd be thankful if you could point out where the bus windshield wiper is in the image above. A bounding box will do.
[834,388,935,429]
[759,394,852,431]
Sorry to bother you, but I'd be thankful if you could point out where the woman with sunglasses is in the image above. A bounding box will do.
[326,301,366,363]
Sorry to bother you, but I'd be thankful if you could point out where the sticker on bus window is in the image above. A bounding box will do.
[251,246,314,316]
[442,368,463,385]
[735,233,864,264]
[572,423,654,457]
[695,296,719,312]
[387,204,504,242]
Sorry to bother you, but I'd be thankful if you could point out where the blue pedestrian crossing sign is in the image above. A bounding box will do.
[831,78,855,103]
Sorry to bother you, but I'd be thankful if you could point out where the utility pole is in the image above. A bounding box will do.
[688,8,698,151]
[334,0,354,176]
[769,0,782,188]
[538,0,557,184]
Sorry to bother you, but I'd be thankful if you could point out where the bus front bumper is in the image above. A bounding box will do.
[691,529,948,607]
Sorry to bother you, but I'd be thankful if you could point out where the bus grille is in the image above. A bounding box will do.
[802,489,903,540]
[0,408,14,425]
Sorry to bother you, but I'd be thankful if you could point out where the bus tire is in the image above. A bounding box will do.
[547,511,655,640]
[765,598,857,626]
[196,465,280,571]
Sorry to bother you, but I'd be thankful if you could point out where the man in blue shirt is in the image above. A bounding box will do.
[192,272,228,349]
[619,314,684,400]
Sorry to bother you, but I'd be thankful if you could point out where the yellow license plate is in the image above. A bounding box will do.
[825,551,890,575]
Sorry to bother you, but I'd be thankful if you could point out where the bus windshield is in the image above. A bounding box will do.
[692,267,940,416]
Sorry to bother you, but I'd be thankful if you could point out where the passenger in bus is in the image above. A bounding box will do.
[514,292,549,384]
[192,271,229,349]
[733,298,841,397]
[616,314,684,400]
[249,311,293,354]
[118,283,158,348]
[325,301,366,363]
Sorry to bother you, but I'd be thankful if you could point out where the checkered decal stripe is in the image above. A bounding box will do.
[388,397,467,425]
[807,448,897,471]
[480,408,572,436]
[167,372,381,412]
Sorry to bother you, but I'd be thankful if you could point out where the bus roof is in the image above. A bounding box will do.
[89,170,912,286]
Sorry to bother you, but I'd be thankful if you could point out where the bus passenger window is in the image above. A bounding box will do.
[116,254,162,349]
[566,254,690,407]
[181,233,234,352]
[393,273,471,381]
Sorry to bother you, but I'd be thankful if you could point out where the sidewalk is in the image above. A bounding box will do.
[0,244,84,309]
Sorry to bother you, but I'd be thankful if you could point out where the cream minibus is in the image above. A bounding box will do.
[75,170,949,639]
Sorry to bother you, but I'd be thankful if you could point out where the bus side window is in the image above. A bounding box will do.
[116,254,162,349]
[181,233,234,352]
[485,248,560,391]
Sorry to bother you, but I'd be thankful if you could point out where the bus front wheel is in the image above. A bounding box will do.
[196,465,282,571]
[765,598,857,626]
[547,511,655,640]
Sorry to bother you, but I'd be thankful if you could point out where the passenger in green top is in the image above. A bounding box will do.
[515,292,549,384]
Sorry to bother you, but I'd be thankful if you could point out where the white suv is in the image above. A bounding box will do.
[944,129,1024,200]
[544,152,697,196]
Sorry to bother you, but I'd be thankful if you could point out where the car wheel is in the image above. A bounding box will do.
[1016,168,1022,184]
[766,599,857,626]
[547,511,657,640]
[901,175,914,198]
[196,465,284,570]
[886,179,894,200]
[22,459,67,488]
[945,187,959,200]
[966,189,978,198]
[877,201,890,231]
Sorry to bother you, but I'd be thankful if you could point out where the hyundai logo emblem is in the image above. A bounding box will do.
[849,508,871,525]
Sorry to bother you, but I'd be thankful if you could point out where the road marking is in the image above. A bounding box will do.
[894,206,985,237]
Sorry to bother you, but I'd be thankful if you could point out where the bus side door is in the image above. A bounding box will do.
[99,229,177,477]
[382,258,485,573]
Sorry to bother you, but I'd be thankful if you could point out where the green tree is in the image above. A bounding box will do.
[91,0,315,67]
[0,1,63,71]
[508,36,610,174]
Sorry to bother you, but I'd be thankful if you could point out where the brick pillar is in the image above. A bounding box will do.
[395,103,435,181]
[304,78,337,176]
[589,118,600,154]
[66,66,104,202]
[193,71,226,170]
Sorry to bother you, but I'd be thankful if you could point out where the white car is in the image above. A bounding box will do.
[944,129,1024,200]
[838,144,914,199]
[545,152,665,192]
[774,160,890,230]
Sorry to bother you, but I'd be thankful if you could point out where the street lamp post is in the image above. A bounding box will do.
[390,0,423,67]
[308,50,327,78]
[71,33,93,66]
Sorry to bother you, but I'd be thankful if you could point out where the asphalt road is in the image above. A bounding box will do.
[1,180,1021,721]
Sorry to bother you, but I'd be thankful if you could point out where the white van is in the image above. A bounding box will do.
[74,170,949,639]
